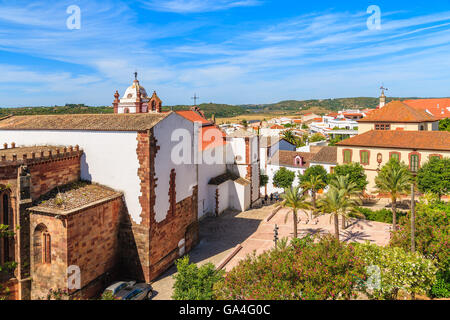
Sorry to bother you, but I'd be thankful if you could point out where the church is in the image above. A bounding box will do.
[0,75,260,299]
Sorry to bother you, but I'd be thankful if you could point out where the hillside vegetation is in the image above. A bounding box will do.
[0,97,429,119]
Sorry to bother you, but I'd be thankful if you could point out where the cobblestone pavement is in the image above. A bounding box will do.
[150,204,276,300]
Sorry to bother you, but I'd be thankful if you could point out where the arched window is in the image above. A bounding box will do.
[124,108,130,114]
[33,224,51,265]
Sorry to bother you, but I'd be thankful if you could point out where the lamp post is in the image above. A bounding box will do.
[274,224,279,247]
[411,174,416,253]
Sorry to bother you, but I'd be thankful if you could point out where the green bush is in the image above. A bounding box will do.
[172,256,224,300]
[431,272,450,298]
[351,207,406,223]
[214,235,367,300]
[354,243,438,300]
[390,201,450,298]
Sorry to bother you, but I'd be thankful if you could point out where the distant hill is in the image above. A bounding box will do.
[0,97,435,119]
[0,104,113,116]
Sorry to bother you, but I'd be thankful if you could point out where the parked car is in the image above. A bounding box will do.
[103,281,136,297]
[115,282,153,300]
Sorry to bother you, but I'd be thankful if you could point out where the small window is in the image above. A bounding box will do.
[390,153,400,161]
[343,150,352,163]
[360,151,369,165]
[43,232,51,264]
[410,154,420,172]
[375,124,391,130]
[430,155,442,161]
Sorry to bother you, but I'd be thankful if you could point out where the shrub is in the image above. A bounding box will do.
[329,163,368,191]
[354,243,438,300]
[214,235,367,300]
[172,256,224,300]
[391,201,450,298]
[351,207,406,223]
[390,201,449,271]
[431,272,450,298]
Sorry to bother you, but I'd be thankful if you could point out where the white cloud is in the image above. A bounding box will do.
[140,0,261,13]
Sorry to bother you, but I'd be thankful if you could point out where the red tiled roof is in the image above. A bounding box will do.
[268,150,316,168]
[176,110,211,124]
[337,130,450,151]
[270,124,284,129]
[358,101,438,123]
[403,99,450,120]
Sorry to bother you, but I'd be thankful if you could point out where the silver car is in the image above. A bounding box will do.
[103,281,136,297]
[114,282,153,300]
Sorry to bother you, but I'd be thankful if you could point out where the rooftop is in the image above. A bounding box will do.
[208,172,250,186]
[310,146,338,164]
[29,182,122,215]
[0,113,170,131]
[268,150,316,168]
[336,130,450,151]
[403,99,450,120]
[358,101,438,123]
[176,110,211,125]
[227,129,256,138]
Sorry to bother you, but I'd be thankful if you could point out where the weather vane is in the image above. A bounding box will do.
[134,71,138,80]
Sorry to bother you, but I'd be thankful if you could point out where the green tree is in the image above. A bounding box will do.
[417,157,450,201]
[318,187,357,241]
[330,163,368,191]
[172,256,224,300]
[309,133,326,143]
[241,119,248,129]
[438,118,450,131]
[277,186,311,239]
[259,173,269,189]
[375,158,412,231]
[299,166,328,217]
[273,167,295,189]
[282,130,297,145]
[329,174,363,229]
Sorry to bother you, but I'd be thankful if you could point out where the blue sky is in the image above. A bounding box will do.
[1,0,450,107]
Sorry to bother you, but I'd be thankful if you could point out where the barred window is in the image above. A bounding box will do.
[410,154,420,172]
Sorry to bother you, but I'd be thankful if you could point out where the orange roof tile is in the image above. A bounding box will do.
[337,130,450,151]
[358,101,438,123]
[403,99,450,120]
[270,124,284,129]
[176,110,211,124]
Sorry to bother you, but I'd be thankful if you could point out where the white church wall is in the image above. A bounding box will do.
[153,112,197,223]
[0,129,143,223]
[198,161,226,219]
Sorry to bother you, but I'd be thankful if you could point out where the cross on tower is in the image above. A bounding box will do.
[134,71,138,81]
[191,93,199,106]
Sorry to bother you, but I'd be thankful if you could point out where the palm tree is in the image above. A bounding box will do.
[318,187,359,241]
[375,159,412,231]
[329,174,362,229]
[277,186,310,239]
[282,130,297,146]
[299,174,326,219]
